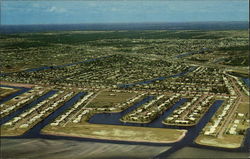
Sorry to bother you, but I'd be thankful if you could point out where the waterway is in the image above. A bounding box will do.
[118,66,197,88]
[23,92,87,137]
[1,91,249,158]
[154,100,226,158]
[0,55,111,76]
[0,85,31,105]
[0,90,57,125]
[176,48,209,58]
[89,97,187,129]
[242,78,250,88]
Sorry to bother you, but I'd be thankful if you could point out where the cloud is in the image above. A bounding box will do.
[47,6,67,13]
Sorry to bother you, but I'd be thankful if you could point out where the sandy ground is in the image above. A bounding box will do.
[42,123,187,144]
[195,135,244,149]
[42,129,187,144]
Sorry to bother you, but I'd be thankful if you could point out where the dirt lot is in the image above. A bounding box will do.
[43,122,187,143]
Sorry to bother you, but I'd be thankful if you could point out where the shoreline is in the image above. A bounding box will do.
[194,135,245,149]
[120,118,154,124]
[41,129,187,144]
[162,120,196,127]
[1,129,247,151]
[195,140,242,149]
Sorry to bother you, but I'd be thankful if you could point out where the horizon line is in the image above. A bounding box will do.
[1,21,248,26]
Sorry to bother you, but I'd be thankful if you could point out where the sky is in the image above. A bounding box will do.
[1,0,249,25]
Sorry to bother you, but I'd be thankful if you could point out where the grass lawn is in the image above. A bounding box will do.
[0,126,28,136]
[86,91,137,108]
[237,98,249,115]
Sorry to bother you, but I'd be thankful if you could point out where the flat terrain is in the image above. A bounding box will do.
[168,146,249,158]
[1,139,248,159]
[43,122,186,143]
[1,138,171,159]
[86,90,137,108]
[195,134,244,148]
[0,30,249,158]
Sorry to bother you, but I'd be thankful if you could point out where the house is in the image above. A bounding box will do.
[20,124,29,128]
[189,117,196,121]
[238,113,244,118]
[175,120,189,124]
[234,120,240,124]
[210,127,216,133]
[229,127,237,135]
[167,117,174,121]
[4,122,12,126]
[204,131,210,135]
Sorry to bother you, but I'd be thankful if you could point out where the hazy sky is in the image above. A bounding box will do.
[1,0,249,25]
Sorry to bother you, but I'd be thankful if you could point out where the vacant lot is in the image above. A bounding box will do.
[195,134,244,148]
[86,91,137,108]
[43,123,187,143]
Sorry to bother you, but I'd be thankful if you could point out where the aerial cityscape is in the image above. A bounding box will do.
[0,0,249,158]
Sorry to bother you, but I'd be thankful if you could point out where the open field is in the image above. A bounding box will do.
[195,134,244,148]
[43,122,187,143]
[85,90,137,108]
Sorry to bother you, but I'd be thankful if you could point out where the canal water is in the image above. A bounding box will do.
[176,48,208,58]
[242,78,250,88]
[0,90,58,125]
[23,92,87,137]
[176,51,196,58]
[118,66,197,88]
[0,85,31,105]
[88,96,155,125]
[89,97,188,129]
[0,56,112,77]
[154,100,225,158]
[0,91,249,158]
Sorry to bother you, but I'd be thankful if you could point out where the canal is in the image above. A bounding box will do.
[23,92,87,137]
[118,66,197,88]
[0,55,112,76]
[0,90,57,125]
[0,85,31,105]
[89,97,188,129]
[242,78,250,88]
[0,90,249,158]
[154,100,224,158]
